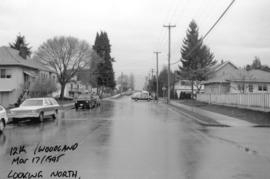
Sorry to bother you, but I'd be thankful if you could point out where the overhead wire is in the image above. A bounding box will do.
[159,0,191,67]
[155,0,179,51]
[170,0,236,66]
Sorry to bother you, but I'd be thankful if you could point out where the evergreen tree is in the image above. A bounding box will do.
[252,56,262,69]
[157,67,174,97]
[245,56,270,72]
[179,20,216,97]
[9,34,31,59]
[93,31,116,94]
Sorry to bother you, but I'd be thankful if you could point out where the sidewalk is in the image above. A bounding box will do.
[103,93,122,100]
[170,101,255,127]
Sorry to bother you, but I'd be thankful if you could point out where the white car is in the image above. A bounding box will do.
[131,91,152,101]
[0,105,8,133]
[10,98,60,123]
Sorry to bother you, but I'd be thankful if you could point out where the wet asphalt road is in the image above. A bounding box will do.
[1,96,270,179]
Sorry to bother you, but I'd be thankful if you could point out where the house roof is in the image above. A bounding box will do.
[210,61,238,72]
[232,69,270,83]
[0,46,54,73]
[204,69,270,84]
[203,61,238,84]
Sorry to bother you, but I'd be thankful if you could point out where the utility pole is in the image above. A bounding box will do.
[151,69,154,79]
[154,51,161,100]
[163,24,176,104]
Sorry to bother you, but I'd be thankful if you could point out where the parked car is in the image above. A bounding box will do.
[0,105,8,133]
[75,94,95,110]
[9,98,60,123]
[131,91,152,101]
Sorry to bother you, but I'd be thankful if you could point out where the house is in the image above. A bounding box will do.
[203,61,270,94]
[0,46,56,107]
[53,78,91,99]
[174,80,203,99]
[203,61,238,94]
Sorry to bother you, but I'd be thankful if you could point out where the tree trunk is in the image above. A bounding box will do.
[97,86,100,96]
[191,80,194,99]
[100,86,104,98]
[60,83,66,100]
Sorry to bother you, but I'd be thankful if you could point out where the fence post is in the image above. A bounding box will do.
[264,93,266,111]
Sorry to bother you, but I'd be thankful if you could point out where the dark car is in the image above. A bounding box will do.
[74,94,95,110]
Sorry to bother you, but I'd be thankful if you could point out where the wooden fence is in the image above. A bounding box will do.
[197,93,270,110]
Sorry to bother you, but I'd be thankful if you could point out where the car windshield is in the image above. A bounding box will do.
[49,98,59,105]
[132,92,141,97]
[20,99,43,107]
[78,94,90,99]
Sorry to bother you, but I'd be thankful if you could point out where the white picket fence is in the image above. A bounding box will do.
[197,93,270,110]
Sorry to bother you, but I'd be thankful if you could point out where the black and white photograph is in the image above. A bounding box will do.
[1,0,270,178]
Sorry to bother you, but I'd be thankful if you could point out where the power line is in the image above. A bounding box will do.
[202,0,235,40]
[170,0,236,66]
[155,0,178,51]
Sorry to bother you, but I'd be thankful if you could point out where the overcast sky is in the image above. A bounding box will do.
[1,0,270,89]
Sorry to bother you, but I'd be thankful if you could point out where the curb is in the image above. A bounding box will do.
[167,103,229,127]
[253,124,270,128]
[60,103,74,110]
[171,101,257,127]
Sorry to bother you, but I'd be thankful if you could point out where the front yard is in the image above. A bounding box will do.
[176,100,270,126]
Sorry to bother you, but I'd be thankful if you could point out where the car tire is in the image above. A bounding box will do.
[39,112,44,122]
[52,111,57,120]
[12,118,19,123]
[0,120,5,133]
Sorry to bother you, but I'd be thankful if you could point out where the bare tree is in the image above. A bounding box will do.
[34,36,93,99]
[229,69,254,93]
[128,73,135,90]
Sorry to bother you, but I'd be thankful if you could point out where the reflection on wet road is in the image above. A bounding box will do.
[1,97,270,179]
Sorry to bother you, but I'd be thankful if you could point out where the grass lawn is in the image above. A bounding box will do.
[176,100,270,125]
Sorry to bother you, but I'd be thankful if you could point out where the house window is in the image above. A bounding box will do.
[0,69,11,78]
[248,84,253,92]
[1,69,6,78]
[258,85,263,91]
[263,85,268,91]
[237,84,244,92]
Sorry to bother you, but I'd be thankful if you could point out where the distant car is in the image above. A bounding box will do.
[0,105,8,133]
[131,91,152,101]
[75,94,95,110]
[10,98,60,123]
